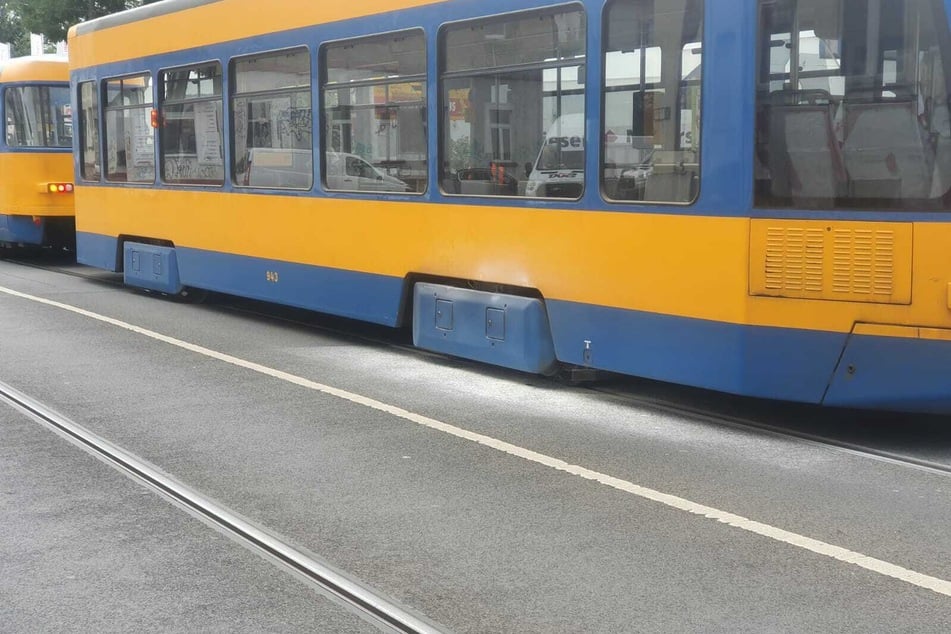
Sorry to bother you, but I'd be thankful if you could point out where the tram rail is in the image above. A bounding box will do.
[0,379,446,634]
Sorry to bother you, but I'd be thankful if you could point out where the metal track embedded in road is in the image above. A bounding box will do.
[587,385,951,477]
[0,380,446,634]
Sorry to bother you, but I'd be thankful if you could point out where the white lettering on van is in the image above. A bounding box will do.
[547,136,584,148]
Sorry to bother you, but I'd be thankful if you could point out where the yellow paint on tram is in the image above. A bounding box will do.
[68,0,447,69]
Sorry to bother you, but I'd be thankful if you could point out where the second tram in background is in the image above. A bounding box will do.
[0,55,74,252]
[67,0,951,414]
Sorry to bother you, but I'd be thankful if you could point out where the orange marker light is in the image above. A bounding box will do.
[151,109,161,128]
[47,183,74,194]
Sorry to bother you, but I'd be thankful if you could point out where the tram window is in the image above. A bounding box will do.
[159,62,224,186]
[104,73,155,183]
[439,6,586,199]
[601,0,703,204]
[321,30,426,194]
[5,85,71,148]
[755,0,951,210]
[79,81,100,180]
[231,48,312,189]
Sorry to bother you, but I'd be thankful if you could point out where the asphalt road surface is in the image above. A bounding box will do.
[1,259,949,632]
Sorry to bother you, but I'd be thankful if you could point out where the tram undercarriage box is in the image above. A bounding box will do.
[412,282,557,374]
[123,242,183,294]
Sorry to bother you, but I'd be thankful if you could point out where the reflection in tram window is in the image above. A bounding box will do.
[755,0,951,210]
[440,6,586,198]
[103,73,155,183]
[5,85,72,149]
[78,81,101,181]
[160,62,224,186]
[232,48,312,190]
[601,0,704,204]
[322,30,426,194]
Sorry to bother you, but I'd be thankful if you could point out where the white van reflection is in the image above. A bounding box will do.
[524,112,654,199]
[244,148,410,193]
[244,148,313,189]
[525,113,586,198]
[325,152,411,192]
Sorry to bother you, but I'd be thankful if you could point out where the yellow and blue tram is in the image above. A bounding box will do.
[68,0,951,413]
[0,55,74,250]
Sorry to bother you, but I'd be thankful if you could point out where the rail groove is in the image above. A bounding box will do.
[0,380,445,634]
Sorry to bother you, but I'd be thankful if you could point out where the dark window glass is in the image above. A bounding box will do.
[322,30,426,194]
[5,84,71,148]
[440,7,586,198]
[232,48,312,189]
[755,0,951,210]
[79,81,100,180]
[104,73,155,183]
[160,62,224,185]
[602,0,703,204]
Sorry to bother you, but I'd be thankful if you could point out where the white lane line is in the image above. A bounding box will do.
[3,284,950,598]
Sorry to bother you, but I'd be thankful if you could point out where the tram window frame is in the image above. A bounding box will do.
[600,0,704,206]
[320,29,428,195]
[78,80,101,181]
[230,46,313,190]
[158,61,225,187]
[103,72,156,184]
[4,84,72,149]
[438,5,587,200]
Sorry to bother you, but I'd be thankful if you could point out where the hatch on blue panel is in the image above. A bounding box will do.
[486,307,505,340]
[123,242,183,294]
[412,282,557,374]
[435,299,453,330]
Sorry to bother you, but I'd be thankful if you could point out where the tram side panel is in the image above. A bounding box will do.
[67,0,951,414]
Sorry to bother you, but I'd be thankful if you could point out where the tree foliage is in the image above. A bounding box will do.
[0,1,30,55]
[8,0,162,49]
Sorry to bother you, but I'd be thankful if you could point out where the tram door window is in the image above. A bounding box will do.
[755,0,951,210]
[78,81,101,180]
[602,0,703,204]
[103,73,155,183]
[160,62,224,186]
[231,48,312,189]
[4,85,71,148]
[321,30,427,194]
[440,6,586,198]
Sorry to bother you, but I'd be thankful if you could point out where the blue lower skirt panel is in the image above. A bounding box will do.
[123,242,183,294]
[0,214,44,245]
[546,299,849,405]
[77,231,120,270]
[75,232,951,413]
[175,248,404,327]
[77,232,403,325]
[412,282,558,374]
[824,334,951,414]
